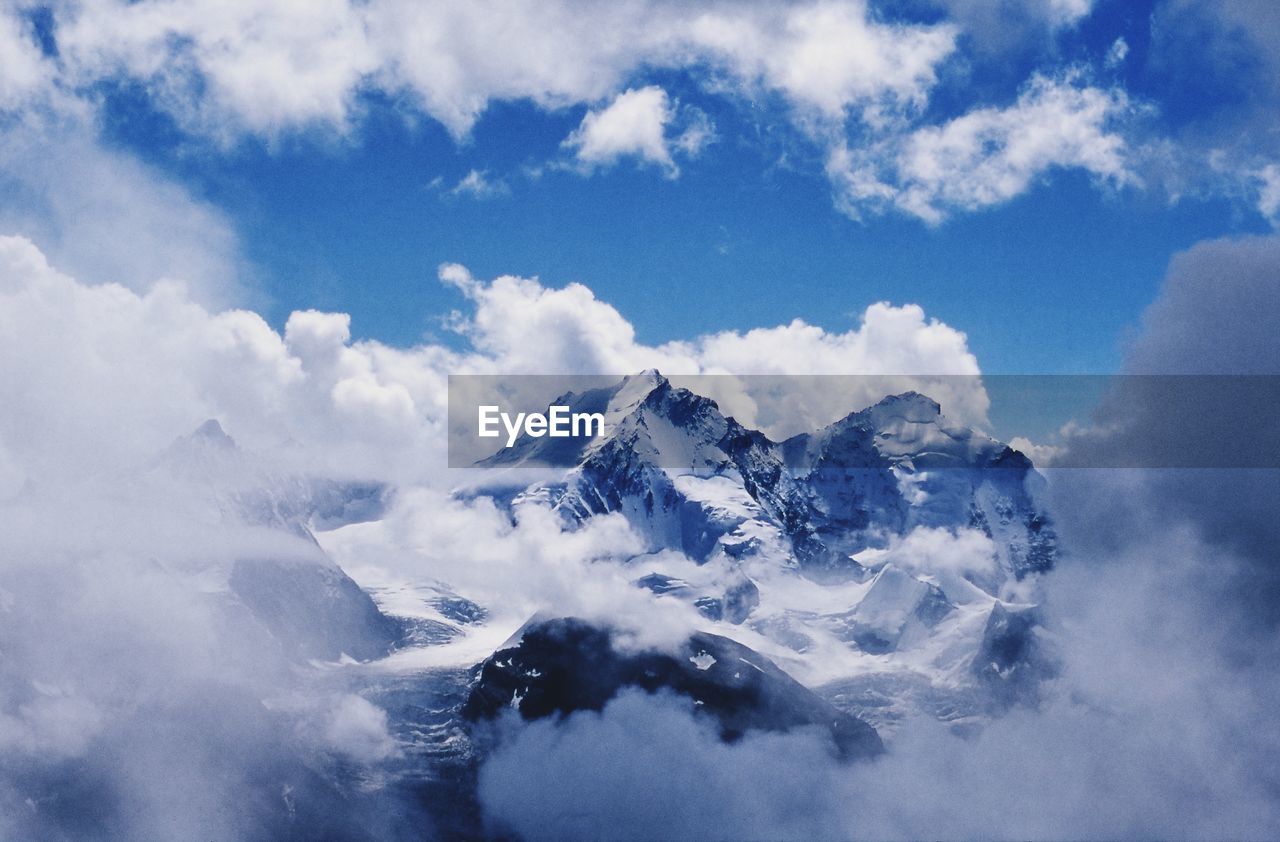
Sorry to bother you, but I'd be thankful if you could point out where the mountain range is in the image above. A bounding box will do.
[160,372,1059,834]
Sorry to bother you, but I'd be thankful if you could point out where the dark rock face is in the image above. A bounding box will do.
[633,572,761,625]
[973,603,1055,710]
[463,617,884,761]
[428,594,488,625]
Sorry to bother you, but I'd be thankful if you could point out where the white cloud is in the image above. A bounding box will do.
[0,2,1183,224]
[1257,164,1280,221]
[878,526,1000,580]
[675,107,715,156]
[565,86,679,175]
[53,0,380,142]
[441,262,659,374]
[478,545,1280,842]
[830,75,1130,223]
[450,169,509,199]
[0,236,987,490]
[686,303,980,377]
[19,0,1280,225]
[687,1,956,124]
[0,2,994,219]
[0,688,103,759]
[563,89,717,178]
[1105,36,1130,69]
[322,491,698,651]
[1008,435,1065,467]
[438,262,989,430]
[1047,0,1094,24]
[319,695,398,763]
[27,1,955,143]
[0,10,55,112]
[0,119,247,305]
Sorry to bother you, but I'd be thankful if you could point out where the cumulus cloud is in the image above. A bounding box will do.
[0,467,420,838]
[1123,234,1280,375]
[26,1,954,141]
[0,233,990,786]
[470,424,1280,842]
[0,232,986,496]
[1008,435,1064,467]
[479,690,857,841]
[9,0,1280,227]
[318,694,399,763]
[873,526,1000,587]
[563,86,715,177]
[687,303,981,377]
[829,74,1130,223]
[439,262,990,431]
[53,0,380,141]
[322,490,706,652]
[565,86,679,174]
[691,1,955,123]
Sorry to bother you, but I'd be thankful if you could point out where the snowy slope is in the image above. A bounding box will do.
[458,373,1058,728]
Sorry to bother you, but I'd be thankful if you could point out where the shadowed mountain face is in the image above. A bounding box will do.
[464,617,885,762]
[166,420,410,665]
[228,558,403,663]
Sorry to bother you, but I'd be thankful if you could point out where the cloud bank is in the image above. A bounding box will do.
[1,217,1279,836]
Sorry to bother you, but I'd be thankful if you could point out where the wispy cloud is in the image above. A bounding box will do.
[436,169,510,199]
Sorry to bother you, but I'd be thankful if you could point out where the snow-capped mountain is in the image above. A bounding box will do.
[144,379,1063,834]
[472,372,1057,728]
[488,373,1052,576]
[156,420,427,663]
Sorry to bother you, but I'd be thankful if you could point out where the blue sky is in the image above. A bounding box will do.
[4,0,1280,375]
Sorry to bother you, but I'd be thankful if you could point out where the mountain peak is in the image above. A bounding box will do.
[192,418,236,448]
[620,369,668,392]
[815,391,943,437]
[869,391,942,417]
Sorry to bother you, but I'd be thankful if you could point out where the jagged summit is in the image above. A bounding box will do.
[463,372,1058,730]
[630,367,665,384]
[161,418,242,480]
[169,418,237,456]
[192,417,236,446]
[489,373,1052,578]
[868,390,942,416]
